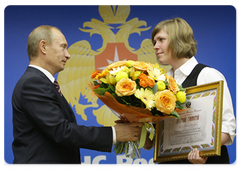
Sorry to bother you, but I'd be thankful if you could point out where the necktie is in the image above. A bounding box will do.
[54,80,62,96]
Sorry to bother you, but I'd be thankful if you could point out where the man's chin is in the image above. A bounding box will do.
[59,67,65,72]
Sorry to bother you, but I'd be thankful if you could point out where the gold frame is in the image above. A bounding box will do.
[154,81,224,163]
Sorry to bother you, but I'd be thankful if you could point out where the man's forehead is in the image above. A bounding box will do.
[52,29,67,44]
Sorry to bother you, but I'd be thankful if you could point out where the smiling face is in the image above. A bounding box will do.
[153,29,173,65]
[45,28,70,75]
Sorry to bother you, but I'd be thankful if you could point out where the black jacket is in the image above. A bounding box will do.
[12,67,113,163]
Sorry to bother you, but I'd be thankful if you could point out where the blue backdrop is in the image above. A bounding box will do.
[4,5,236,164]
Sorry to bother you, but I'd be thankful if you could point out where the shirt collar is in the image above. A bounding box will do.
[29,65,55,83]
[172,56,198,77]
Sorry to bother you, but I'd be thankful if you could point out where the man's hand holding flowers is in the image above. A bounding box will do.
[114,122,143,142]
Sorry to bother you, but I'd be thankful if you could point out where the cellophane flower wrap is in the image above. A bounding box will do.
[90,60,186,158]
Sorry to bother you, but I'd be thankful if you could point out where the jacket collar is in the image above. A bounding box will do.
[28,65,55,83]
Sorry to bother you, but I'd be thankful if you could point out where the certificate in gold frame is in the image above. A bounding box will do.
[154,81,223,163]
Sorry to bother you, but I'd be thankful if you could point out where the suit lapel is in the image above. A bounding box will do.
[52,85,77,123]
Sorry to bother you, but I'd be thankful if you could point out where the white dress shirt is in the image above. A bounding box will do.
[167,57,236,145]
[29,65,116,143]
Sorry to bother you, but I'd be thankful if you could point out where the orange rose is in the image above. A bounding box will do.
[155,90,176,114]
[138,73,155,88]
[133,61,153,71]
[167,75,179,94]
[91,70,99,79]
[115,78,137,97]
[95,69,109,80]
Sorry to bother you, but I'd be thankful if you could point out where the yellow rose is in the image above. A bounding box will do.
[126,60,135,67]
[132,61,153,71]
[115,78,137,97]
[107,61,127,70]
[176,91,186,103]
[155,90,176,114]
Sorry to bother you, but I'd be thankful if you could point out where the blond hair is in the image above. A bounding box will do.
[151,18,197,58]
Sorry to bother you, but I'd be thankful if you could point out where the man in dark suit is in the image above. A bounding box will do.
[12,25,143,164]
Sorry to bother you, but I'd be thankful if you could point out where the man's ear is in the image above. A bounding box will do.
[39,40,47,55]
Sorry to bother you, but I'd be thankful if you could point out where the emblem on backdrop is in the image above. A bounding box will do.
[57,5,170,126]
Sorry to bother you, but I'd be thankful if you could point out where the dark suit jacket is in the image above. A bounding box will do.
[12,67,113,164]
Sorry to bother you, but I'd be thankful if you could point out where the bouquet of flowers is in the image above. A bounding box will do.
[90,60,186,158]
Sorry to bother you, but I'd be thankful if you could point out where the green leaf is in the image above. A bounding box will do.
[93,81,99,86]
[176,100,186,110]
[170,111,180,119]
[178,84,186,91]
[108,85,115,93]
[94,85,115,96]
[100,78,108,84]
[121,98,131,105]
[164,79,170,86]
[176,101,183,109]
[148,124,155,141]
[138,124,147,149]
[111,93,121,103]
[93,87,107,95]
[125,142,128,155]
[152,83,158,94]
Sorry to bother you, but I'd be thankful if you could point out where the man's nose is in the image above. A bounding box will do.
[65,50,71,59]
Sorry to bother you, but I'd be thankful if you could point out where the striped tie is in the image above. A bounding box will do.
[54,80,62,96]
